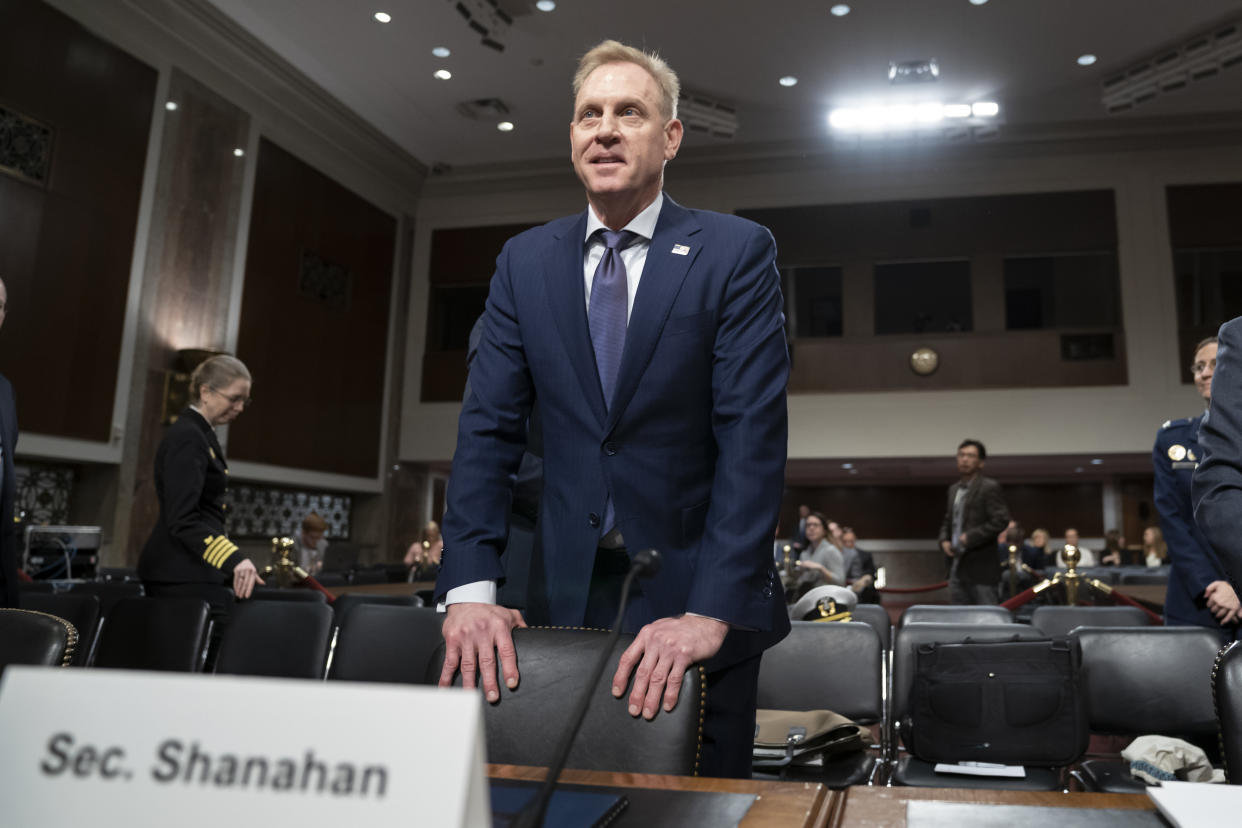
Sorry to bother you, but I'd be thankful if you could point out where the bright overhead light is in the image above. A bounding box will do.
[1090,458,1104,465]
[497,121,514,132]
[841,463,854,469]
[535,0,556,10]
[434,69,452,80]
[164,101,178,111]
[373,11,391,23]
[830,4,850,15]
[971,101,999,117]
[779,75,798,87]
[232,148,244,157]
[943,103,972,118]
[1077,53,1098,66]
[916,102,945,122]
[828,108,859,129]
[969,0,989,5]
[432,46,451,58]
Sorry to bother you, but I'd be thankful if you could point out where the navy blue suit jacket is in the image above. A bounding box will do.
[1155,412,1231,629]
[1194,316,1242,599]
[0,374,18,607]
[437,196,791,663]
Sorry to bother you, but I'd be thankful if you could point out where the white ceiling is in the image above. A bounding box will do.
[204,0,1242,171]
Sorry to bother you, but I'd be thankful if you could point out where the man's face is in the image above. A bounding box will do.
[1065,529,1079,546]
[842,531,856,548]
[804,516,825,543]
[1193,342,1217,403]
[956,444,982,476]
[799,505,810,518]
[570,61,682,210]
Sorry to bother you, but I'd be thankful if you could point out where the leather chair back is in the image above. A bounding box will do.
[430,627,704,775]
[250,586,327,602]
[331,591,420,626]
[757,621,882,722]
[1074,626,1222,737]
[1030,605,1150,639]
[1214,642,1242,784]
[328,604,443,683]
[850,604,892,651]
[92,597,212,671]
[0,608,77,671]
[899,604,1013,627]
[19,592,101,666]
[214,599,333,678]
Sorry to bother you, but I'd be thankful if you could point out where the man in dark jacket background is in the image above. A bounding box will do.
[939,439,1010,605]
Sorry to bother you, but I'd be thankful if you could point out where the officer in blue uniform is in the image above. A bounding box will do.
[1155,335,1240,643]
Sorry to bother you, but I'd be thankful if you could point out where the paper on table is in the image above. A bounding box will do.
[1147,780,1241,827]
[933,761,1026,778]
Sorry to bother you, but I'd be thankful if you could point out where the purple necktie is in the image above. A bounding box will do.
[589,229,637,407]
[589,229,636,536]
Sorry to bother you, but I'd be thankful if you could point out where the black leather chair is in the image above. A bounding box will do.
[330,591,420,625]
[0,608,78,672]
[214,599,333,679]
[850,604,892,651]
[1118,570,1170,585]
[1030,605,1150,639]
[349,568,387,586]
[1215,642,1242,784]
[69,581,145,618]
[1074,626,1224,792]
[755,621,882,786]
[328,604,444,683]
[891,622,1057,789]
[429,627,704,775]
[92,597,213,672]
[250,585,328,602]
[898,605,1013,627]
[19,592,101,666]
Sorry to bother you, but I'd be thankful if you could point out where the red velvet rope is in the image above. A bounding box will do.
[877,581,949,594]
[299,575,337,604]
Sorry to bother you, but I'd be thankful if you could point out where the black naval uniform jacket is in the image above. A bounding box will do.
[138,408,241,584]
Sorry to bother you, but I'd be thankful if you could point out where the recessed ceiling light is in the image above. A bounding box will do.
[848,468,859,475]
[1077,54,1098,66]
[841,463,854,469]
[971,101,999,117]
[232,148,244,157]
[1074,466,1085,473]
[497,121,514,132]
[779,76,798,87]
[432,46,451,58]
[1090,458,1104,465]
[164,101,178,111]
[373,11,391,23]
[969,0,989,5]
[434,69,452,80]
[535,0,556,10]
[830,4,850,16]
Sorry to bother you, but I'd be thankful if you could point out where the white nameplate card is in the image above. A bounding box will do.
[0,667,490,828]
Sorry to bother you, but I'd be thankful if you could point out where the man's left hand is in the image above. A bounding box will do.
[612,614,728,720]
[1205,580,1241,624]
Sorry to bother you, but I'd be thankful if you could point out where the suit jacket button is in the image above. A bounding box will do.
[604,442,618,456]
[588,513,600,527]
[763,586,773,599]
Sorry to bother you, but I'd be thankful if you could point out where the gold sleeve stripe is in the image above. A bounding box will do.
[208,541,238,568]
[202,536,228,561]
[202,536,237,568]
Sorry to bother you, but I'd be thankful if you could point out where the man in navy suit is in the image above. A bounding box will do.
[0,277,19,608]
[1191,326,1242,640]
[435,40,790,777]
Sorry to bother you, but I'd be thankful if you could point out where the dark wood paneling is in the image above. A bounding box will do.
[789,328,1127,392]
[429,223,538,286]
[230,138,396,478]
[1166,182,1242,249]
[0,0,156,440]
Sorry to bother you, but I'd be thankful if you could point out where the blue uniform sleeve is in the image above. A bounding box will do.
[1194,318,1242,587]
[1154,427,1220,603]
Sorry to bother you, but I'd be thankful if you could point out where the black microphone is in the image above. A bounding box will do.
[516,548,662,828]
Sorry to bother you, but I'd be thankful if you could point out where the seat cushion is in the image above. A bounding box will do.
[893,755,1062,790]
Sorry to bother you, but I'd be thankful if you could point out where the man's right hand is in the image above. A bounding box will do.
[439,602,527,702]
[940,540,954,557]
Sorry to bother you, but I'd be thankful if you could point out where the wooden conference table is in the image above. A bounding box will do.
[489,766,1156,827]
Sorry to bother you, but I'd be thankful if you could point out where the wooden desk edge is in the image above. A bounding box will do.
[489,764,838,827]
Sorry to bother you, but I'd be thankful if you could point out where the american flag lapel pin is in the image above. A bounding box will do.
[671,243,690,256]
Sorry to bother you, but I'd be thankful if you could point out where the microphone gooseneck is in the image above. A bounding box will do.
[516,548,660,828]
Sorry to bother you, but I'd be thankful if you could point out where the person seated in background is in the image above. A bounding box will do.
[793,503,811,551]
[1024,527,1052,572]
[293,512,328,575]
[840,527,879,603]
[1058,527,1096,567]
[404,520,444,581]
[1142,526,1168,568]
[1101,529,1127,566]
[826,518,847,552]
[794,511,845,597]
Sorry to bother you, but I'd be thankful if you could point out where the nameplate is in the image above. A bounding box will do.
[0,667,489,827]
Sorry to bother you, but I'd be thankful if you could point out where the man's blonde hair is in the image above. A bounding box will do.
[573,40,680,121]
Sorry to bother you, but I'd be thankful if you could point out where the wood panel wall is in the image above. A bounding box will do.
[0,0,155,440]
[230,138,396,478]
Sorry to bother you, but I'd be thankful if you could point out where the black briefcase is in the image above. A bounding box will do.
[904,637,1088,766]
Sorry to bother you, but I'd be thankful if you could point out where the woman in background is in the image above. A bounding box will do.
[1142,526,1168,568]
[405,520,444,581]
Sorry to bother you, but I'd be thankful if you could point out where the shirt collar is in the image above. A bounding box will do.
[584,192,663,244]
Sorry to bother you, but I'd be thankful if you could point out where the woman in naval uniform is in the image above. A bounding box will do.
[1153,336,1240,643]
[139,356,265,658]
